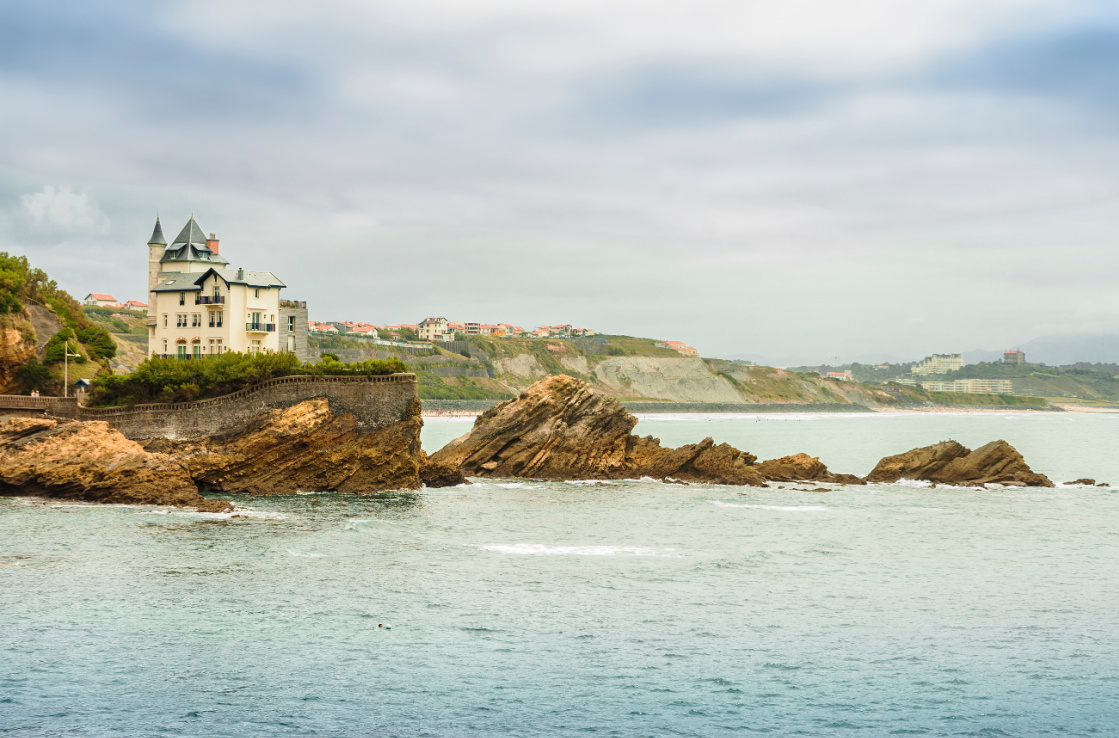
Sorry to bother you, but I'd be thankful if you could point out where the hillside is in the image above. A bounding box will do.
[304,334,1044,409]
[0,253,116,395]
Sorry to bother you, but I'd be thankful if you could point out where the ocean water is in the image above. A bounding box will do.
[2,413,1118,736]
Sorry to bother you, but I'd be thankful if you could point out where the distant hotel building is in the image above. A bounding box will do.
[1003,349,1026,365]
[145,215,307,359]
[920,379,1013,394]
[911,353,963,375]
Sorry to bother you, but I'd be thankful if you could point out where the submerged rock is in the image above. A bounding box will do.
[867,439,1053,487]
[0,417,230,511]
[145,397,423,495]
[430,375,857,487]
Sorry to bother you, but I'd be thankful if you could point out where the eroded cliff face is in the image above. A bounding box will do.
[0,318,36,393]
[430,375,859,486]
[144,397,425,495]
[0,416,230,510]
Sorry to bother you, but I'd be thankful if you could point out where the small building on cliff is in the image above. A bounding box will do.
[145,216,307,359]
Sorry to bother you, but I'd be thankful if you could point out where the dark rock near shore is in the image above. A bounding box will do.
[1063,478,1108,487]
[431,375,863,487]
[867,439,1053,487]
[419,455,468,487]
[0,417,231,511]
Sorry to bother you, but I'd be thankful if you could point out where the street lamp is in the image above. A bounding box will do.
[63,341,81,398]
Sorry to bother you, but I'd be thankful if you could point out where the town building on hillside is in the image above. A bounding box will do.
[123,300,147,309]
[84,293,118,307]
[145,215,307,359]
[418,317,454,342]
[827,371,854,381]
[1003,349,1026,366]
[911,353,963,375]
[308,321,338,334]
[921,379,1013,394]
[656,340,699,357]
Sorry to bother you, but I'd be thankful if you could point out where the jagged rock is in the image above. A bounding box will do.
[419,454,468,488]
[145,397,423,495]
[755,452,866,485]
[867,439,1052,487]
[0,417,230,510]
[432,375,778,486]
[1064,478,1108,487]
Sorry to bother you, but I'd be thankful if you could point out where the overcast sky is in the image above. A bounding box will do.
[2,0,1118,364]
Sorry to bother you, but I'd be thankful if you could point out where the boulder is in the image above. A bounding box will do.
[0,417,230,511]
[419,454,468,488]
[145,397,423,495]
[867,439,1052,487]
[755,452,866,485]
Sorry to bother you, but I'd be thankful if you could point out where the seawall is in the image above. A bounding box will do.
[13,374,420,440]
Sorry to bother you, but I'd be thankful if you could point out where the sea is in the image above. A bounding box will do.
[2,411,1118,737]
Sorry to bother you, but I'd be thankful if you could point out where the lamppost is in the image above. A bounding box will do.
[63,341,81,398]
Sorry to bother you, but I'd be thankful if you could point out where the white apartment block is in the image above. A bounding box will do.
[911,353,964,376]
[145,216,294,358]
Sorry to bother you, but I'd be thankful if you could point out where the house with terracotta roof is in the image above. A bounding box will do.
[656,340,699,357]
[84,293,118,307]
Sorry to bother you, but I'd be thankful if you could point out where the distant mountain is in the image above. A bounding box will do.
[1016,334,1119,366]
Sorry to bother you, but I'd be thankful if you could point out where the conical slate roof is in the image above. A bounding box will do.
[147,217,166,246]
[171,215,208,248]
[160,215,228,265]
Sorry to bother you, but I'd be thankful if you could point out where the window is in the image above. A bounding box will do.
[162,339,167,355]
[216,311,223,327]
[179,292,185,305]
[163,314,168,327]
[177,344,187,358]
[254,288,260,298]
[215,338,223,354]
[287,316,295,331]
[251,339,261,354]
[287,335,295,352]
[191,314,199,327]
[213,285,220,298]
[176,314,186,328]
[192,343,201,358]
[209,312,215,328]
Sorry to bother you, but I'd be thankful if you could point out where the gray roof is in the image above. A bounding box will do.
[152,267,286,293]
[160,215,229,266]
[152,272,203,293]
[147,217,166,246]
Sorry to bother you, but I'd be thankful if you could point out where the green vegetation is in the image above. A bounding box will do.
[87,352,407,406]
[789,362,914,383]
[416,372,513,400]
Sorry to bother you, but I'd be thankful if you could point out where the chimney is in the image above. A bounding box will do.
[237,267,244,280]
[206,232,220,254]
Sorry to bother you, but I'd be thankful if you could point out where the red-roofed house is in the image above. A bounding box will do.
[84,293,118,307]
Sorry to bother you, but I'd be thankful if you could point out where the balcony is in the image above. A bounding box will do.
[246,323,276,333]
[196,296,226,305]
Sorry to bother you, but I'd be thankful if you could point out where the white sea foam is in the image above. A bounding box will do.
[563,480,614,486]
[710,501,828,511]
[286,550,324,558]
[473,543,667,556]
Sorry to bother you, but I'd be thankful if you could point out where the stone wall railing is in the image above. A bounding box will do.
[0,373,418,440]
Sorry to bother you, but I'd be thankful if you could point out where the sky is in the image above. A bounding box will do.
[2,0,1118,365]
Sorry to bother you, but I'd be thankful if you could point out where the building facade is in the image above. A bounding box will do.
[146,216,306,359]
[911,353,964,375]
[419,317,454,342]
[1003,349,1026,365]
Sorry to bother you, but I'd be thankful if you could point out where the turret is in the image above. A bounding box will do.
[147,216,166,322]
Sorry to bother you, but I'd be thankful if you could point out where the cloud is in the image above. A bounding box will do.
[19,185,110,234]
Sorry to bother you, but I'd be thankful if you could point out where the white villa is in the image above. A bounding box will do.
[145,215,300,359]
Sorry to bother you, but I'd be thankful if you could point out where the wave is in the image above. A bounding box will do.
[472,543,669,556]
[710,501,828,511]
[286,550,324,558]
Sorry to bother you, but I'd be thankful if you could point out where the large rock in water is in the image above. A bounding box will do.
[866,439,1053,487]
[0,417,231,511]
[144,397,424,495]
[430,375,856,486]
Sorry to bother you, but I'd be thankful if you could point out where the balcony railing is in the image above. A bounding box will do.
[196,296,226,305]
[246,323,276,332]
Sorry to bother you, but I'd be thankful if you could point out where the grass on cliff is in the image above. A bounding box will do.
[88,352,408,406]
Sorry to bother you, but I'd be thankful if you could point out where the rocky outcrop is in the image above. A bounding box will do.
[755,453,866,485]
[867,440,1053,487]
[419,454,468,488]
[430,375,864,486]
[0,417,230,510]
[144,397,423,495]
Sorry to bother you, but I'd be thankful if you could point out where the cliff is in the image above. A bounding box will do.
[0,416,230,510]
[430,375,856,485]
[144,397,424,495]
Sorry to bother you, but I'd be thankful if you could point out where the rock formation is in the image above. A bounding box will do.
[419,453,468,488]
[866,440,1053,487]
[755,453,866,485]
[429,375,861,486]
[0,417,230,510]
[144,397,424,495]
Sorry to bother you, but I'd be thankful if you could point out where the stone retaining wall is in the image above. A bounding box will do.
[52,374,417,440]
